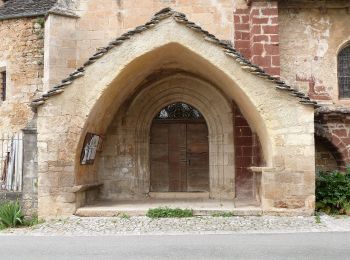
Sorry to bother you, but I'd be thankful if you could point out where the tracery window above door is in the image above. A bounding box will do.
[154,102,204,120]
[338,44,350,99]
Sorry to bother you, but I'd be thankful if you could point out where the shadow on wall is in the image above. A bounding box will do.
[315,135,345,172]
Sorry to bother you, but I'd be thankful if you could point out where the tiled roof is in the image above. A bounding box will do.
[316,106,350,115]
[0,0,58,20]
[30,8,318,108]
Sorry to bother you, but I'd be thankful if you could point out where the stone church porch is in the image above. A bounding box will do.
[34,9,316,218]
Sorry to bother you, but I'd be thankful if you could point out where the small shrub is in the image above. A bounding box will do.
[211,211,235,217]
[316,170,350,214]
[146,207,193,218]
[0,201,24,229]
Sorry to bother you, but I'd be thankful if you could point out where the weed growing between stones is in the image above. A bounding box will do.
[119,213,130,219]
[314,212,321,224]
[23,214,44,227]
[146,207,193,218]
[211,211,235,217]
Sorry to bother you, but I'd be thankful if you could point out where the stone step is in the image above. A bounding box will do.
[75,205,262,217]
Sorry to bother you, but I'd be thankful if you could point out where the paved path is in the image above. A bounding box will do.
[1,232,350,260]
[2,215,350,236]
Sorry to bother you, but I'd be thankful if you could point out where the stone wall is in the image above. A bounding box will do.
[234,102,264,200]
[21,127,38,216]
[315,110,350,171]
[232,1,350,172]
[44,0,235,90]
[233,1,280,77]
[0,17,43,215]
[279,7,350,104]
[43,14,77,91]
[315,137,338,172]
[0,17,44,133]
[36,17,316,217]
[233,2,350,105]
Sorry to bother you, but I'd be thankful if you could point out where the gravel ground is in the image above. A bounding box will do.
[1,215,350,236]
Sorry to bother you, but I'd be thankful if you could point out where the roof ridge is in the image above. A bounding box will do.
[30,7,318,108]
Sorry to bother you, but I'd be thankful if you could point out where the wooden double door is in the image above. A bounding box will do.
[150,121,209,192]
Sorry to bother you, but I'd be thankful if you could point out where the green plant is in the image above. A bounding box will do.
[146,207,193,218]
[35,17,45,28]
[314,212,321,224]
[316,170,350,214]
[23,214,44,227]
[343,202,350,216]
[0,201,24,229]
[119,213,130,219]
[211,211,235,217]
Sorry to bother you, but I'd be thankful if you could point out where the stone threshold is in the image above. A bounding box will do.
[148,192,210,199]
[75,198,262,217]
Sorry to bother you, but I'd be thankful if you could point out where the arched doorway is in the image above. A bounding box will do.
[34,13,316,217]
[96,74,235,201]
[150,102,209,192]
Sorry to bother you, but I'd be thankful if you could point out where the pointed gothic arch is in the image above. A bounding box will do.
[36,12,315,217]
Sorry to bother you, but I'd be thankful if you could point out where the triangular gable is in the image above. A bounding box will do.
[31,7,318,108]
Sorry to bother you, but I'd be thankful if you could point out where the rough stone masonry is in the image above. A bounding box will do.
[0,0,348,218]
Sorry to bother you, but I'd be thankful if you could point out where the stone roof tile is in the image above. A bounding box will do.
[0,0,58,20]
[316,106,350,115]
[30,7,319,109]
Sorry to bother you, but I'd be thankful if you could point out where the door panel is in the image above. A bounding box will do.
[150,124,169,192]
[168,124,187,192]
[186,123,209,191]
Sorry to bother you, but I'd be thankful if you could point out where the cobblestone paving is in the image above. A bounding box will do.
[2,215,350,236]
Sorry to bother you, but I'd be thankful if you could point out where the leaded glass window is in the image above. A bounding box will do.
[154,102,204,120]
[338,45,350,99]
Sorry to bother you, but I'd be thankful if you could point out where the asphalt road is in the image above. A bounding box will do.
[1,232,350,260]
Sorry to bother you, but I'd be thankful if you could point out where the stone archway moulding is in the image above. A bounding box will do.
[35,10,316,217]
[99,74,235,200]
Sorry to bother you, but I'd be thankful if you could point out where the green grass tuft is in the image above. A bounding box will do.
[119,213,131,219]
[211,211,235,217]
[315,212,321,224]
[146,207,193,218]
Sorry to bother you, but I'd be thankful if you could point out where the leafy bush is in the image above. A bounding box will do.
[146,207,193,218]
[0,201,24,229]
[316,169,350,214]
